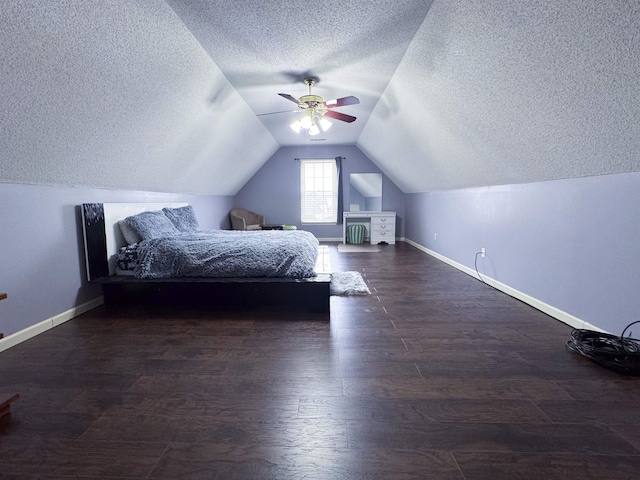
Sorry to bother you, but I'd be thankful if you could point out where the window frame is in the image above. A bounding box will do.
[300,158,339,225]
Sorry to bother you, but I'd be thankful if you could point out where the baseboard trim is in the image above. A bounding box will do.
[403,238,607,334]
[0,296,104,353]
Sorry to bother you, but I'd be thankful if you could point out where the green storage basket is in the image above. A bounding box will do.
[347,224,366,244]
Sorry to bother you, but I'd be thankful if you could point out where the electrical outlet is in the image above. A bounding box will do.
[434,233,437,240]
[480,247,486,257]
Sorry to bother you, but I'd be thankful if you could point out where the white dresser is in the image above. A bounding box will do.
[343,211,396,245]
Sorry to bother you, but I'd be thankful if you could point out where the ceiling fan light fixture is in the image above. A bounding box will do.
[290,120,302,133]
[300,115,313,129]
[318,116,332,131]
[308,123,320,136]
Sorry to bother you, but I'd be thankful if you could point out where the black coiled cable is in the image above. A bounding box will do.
[566,320,640,376]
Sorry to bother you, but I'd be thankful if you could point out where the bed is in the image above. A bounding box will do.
[81,202,331,312]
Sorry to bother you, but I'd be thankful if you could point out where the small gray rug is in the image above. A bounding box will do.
[330,271,371,296]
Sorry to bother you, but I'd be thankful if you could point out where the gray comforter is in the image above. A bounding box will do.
[133,229,319,279]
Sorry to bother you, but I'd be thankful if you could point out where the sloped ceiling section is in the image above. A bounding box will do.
[0,0,278,195]
[359,0,640,193]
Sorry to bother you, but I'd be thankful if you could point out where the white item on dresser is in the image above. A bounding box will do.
[342,211,396,245]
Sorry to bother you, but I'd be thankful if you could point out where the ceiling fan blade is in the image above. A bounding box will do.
[256,110,299,117]
[325,96,360,108]
[325,110,357,123]
[278,93,302,104]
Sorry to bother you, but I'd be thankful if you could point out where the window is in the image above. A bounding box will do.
[300,159,338,224]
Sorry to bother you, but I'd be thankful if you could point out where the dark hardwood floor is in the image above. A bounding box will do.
[1,242,640,479]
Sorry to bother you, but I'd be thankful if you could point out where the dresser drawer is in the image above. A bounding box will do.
[371,230,394,240]
[372,223,393,233]
[372,216,394,227]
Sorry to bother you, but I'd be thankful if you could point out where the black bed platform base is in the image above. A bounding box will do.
[97,275,331,313]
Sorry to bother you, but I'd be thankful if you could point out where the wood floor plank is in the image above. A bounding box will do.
[0,410,99,439]
[128,373,345,397]
[346,420,638,454]
[161,345,340,363]
[535,399,640,425]
[453,452,640,480]
[97,392,301,421]
[342,377,575,400]
[150,443,464,480]
[82,415,348,448]
[298,397,551,423]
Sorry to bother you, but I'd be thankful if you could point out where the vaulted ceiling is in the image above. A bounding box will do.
[2,1,639,195]
[165,0,434,147]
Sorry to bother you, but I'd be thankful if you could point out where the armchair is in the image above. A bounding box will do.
[229,208,265,231]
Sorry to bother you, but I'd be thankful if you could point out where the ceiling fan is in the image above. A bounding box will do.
[258,77,359,135]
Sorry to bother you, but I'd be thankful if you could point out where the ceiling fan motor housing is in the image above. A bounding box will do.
[299,94,323,105]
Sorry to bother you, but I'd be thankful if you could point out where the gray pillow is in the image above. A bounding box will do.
[162,205,199,232]
[118,219,142,245]
[125,210,179,241]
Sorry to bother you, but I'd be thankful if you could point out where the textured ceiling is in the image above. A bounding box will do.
[2,0,640,195]
[165,0,434,146]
